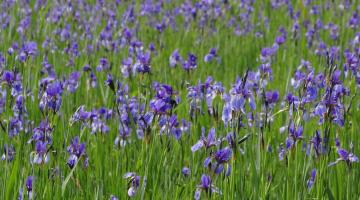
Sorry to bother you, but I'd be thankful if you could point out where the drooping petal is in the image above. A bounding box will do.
[191,141,204,152]
[127,186,137,197]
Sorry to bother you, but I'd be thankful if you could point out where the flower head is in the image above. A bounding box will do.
[66,136,88,169]
[194,174,220,200]
[123,172,141,197]
[306,168,316,189]
[328,147,359,167]
[191,127,220,152]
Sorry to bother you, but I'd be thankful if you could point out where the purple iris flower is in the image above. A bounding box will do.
[169,49,182,67]
[123,172,141,197]
[194,174,220,200]
[214,147,232,164]
[204,147,232,175]
[31,141,50,165]
[70,106,91,125]
[278,145,286,161]
[265,90,279,105]
[204,48,219,63]
[328,147,359,167]
[19,41,38,62]
[182,167,191,177]
[105,74,115,92]
[66,71,81,93]
[275,35,286,45]
[121,57,133,77]
[2,144,15,162]
[25,176,34,199]
[221,103,232,126]
[158,115,184,140]
[2,70,15,85]
[8,117,23,137]
[96,57,109,71]
[39,79,63,112]
[134,51,151,74]
[66,136,87,169]
[285,122,303,149]
[182,53,197,71]
[191,127,220,152]
[314,103,326,124]
[306,168,316,189]
[89,72,97,88]
[149,83,178,114]
[310,130,323,156]
[110,195,118,200]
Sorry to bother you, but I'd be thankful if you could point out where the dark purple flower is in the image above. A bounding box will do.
[66,136,87,169]
[70,106,91,125]
[204,147,232,175]
[2,144,15,162]
[66,71,81,93]
[214,147,232,164]
[8,117,23,137]
[110,195,118,200]
[169,49,182,67]
[306,168,316,189]
[191,127,219,152]
[121,57,133,77]
[182,167,191,177]
[221,103,232,125]
[19,41,38,62]
[182,53,197,71]
[285,122,303,149]
[310,130,323,156]
[265,90,279,105]
[328,147,359,166]
[158,115,184,140]
[25,176,34,199]
[2,70,15,84]
[39,80,63,112]
[97,58,109,71]
[275,35,286,45]
[149,83,178,114]
[134,51,151,74]
[31,141,50,164]
[195,174,220,200]
[204,48,219,63]
[123,172,141,197]
[278,145,286,161]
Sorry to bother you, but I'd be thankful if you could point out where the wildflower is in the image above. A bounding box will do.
[191,127,219,152]
[2,144,15,161]
[169,49,182,67]
[66,136,88,169]
[328,147,359,167]
[2,70,15,85]
[306,168,316,189]
[39,79,63,112]
[110,195,118,200]
[182,167,191,177]
[275,35,286,45]
[26,176,34,199]
[204,48,220,63]
[194,175,220,200]
[264,90,279,106]
[182,53,197,71]
[123,172,141,197]
[66,71,81,93]
[285,122,303,149]
[31,141,50,164]
[204,147,232,175]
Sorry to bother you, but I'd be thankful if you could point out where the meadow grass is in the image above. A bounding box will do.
[1,0,360,199]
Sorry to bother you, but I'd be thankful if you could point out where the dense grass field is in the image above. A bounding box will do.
[1,0,360,199]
